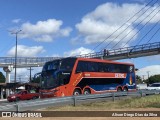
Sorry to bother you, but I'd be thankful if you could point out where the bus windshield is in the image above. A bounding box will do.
[42,60,60,72]
[41,72,59,89]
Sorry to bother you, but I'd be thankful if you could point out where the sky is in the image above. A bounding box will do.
[0,0,160,82]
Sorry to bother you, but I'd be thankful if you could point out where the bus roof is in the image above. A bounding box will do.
[76,57,134,66]
[46,57,134,66]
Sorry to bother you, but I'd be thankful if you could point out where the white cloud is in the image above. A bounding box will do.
[7,45,45,57]
[12,19,21,24]
[19,19,72,42]
[10,67,42,83]
[136,65,160,79]
[74,3,160,48]
[64,47,94,57]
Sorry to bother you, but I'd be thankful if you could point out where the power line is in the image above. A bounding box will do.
[128,23,160,53]
[111,4,160,49]
[100,0,158,51]
[146,25,160,43]
[134,20,160,46]
[92,0,157,51]
[122,7,160,48]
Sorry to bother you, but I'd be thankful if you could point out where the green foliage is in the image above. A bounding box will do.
[146,74,160,84]
[31,73,41,83]
[46,95,160,111]
[31,77,40,83]
[0,72,5,83]
[136,75,143,84]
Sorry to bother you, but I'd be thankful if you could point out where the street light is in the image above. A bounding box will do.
[11,30,22,83]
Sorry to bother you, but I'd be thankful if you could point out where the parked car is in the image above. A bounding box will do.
[7,90,39,102]
[136,84,147,90]
[146,83,160,90]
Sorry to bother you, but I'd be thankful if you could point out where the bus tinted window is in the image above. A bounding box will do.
[103,63,112,72]
[60,58,76,71]
[42,60,60,71]
[76,60,134,73]
[76,61,88,72]
[88,62,99,72]
[114,64,128,73]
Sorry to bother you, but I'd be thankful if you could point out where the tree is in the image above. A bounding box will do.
[136,75,143,84]
[146,74,160,84]
[0,72,5,83]
[31,72,41,83]
[31,76,40,83]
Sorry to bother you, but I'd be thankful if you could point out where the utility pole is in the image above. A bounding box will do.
[142,75,146,81]
[147,71,151,84]
[10,30,22,83]
[18,75,22,83]
[147,71,150,79]
[27,67,34,82]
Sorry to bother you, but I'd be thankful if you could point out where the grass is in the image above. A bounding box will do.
[119,95,160,108]
[45,95,160,111]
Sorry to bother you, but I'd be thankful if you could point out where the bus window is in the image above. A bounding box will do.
[103,63,115,72]
[42,60,60,71]
[76,61,88,73]
[58,72,70,85]
[98,63,104,72]
[60,58,76,71]
[102,63,108,72]
[114,64,121,73]
[88,62,98,72]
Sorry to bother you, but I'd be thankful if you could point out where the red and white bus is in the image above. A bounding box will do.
[38,57,136,98]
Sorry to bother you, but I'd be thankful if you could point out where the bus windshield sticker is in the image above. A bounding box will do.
[62,72,70,75]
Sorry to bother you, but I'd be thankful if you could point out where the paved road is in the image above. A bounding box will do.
[0,100,17,106]
[0,99,39,106]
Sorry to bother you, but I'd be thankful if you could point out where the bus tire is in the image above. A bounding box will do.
[83,88,91,95]
[117,87,122,92]
[123,87,128,92]
[73,89,81,96]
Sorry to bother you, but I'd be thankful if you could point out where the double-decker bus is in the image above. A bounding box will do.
[38,57,136,98]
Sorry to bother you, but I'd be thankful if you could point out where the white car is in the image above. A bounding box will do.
[146,83,160,90]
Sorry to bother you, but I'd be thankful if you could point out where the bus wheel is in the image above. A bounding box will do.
[123,87,128,92]
[84,89,91,95]
[73,89,81,96]
[117,87,122,92]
